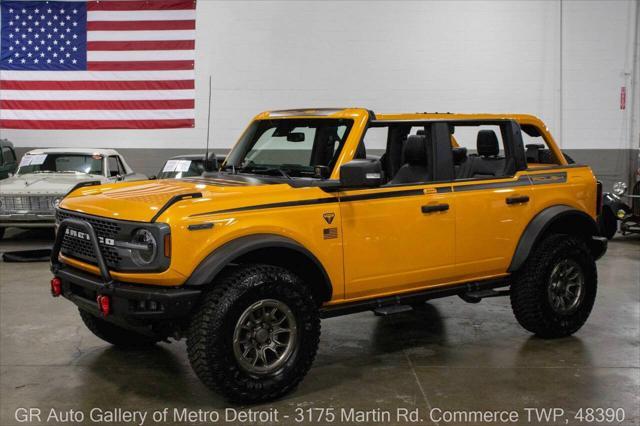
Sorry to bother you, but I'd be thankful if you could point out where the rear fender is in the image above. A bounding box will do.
[508,205,604,272]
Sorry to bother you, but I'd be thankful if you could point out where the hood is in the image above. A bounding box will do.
[59,173,294,223]
[0,173,107,195]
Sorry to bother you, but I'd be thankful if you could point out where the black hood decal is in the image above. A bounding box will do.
[180,173,281,187]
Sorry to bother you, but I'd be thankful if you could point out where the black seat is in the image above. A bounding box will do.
[388,135,431,184]
[460,130,507,178]
[452,147,468,178]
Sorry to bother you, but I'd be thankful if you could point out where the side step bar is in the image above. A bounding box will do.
[320,278,510,319]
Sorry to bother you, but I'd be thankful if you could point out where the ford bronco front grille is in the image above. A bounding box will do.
[56,210,122,268]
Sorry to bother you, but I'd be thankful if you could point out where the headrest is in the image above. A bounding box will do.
[403,135,428,166]
[477,130,499,157]
[452,147,468,164]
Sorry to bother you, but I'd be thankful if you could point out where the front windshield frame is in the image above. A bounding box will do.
[224,118,354,178]
[17,153,105,176]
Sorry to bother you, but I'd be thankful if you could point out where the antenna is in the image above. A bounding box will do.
[204,75,213,171]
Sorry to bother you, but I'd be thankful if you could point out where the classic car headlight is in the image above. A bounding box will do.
[130,229,157,266]
[612,181,627,196]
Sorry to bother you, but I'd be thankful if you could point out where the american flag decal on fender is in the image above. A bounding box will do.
[323,228,338,240]
[0,0,196,129]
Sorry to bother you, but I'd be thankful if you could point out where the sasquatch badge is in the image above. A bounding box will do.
[323,212,335,224]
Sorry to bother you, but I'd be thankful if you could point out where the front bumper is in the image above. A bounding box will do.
[51,217,201,332]
[52,264,201,327]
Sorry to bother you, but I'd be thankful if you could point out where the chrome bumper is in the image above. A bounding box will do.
[0,213,55,227]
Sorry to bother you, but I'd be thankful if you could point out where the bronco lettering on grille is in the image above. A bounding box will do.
[64,228,115,246]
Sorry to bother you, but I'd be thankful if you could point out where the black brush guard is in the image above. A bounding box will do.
[51,218,201,330]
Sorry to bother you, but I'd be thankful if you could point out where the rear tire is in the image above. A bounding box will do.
[510,234,597,338]
[187,264,320,403]
[79,309,159,348]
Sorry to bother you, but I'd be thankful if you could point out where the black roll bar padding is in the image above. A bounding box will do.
[51,218,112,284]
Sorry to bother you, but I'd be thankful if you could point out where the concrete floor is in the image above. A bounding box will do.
[0,228,638,426]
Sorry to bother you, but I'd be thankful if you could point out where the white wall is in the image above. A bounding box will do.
[1,0,637,152]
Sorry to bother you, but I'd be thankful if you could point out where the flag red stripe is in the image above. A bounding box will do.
[0,119,195,130]
[87,20,195,31]
[86,40,195,51]
[0,79,194,91]
[87,0,195,11]
[87,61,194,71]
[1,100,194,110]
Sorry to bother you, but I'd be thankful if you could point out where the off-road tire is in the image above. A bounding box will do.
[187,264,320,403]
[79,309,159,347]
[598,208,618,240]
[510,234,597,338]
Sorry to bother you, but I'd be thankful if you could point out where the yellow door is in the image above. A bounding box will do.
[339,184,456,300]
[452,174,534,280]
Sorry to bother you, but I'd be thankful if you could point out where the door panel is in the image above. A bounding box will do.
[452,174,533,280]
[340,185,456,300]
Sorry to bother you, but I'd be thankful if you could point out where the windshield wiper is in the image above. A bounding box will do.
[238,165,292,180]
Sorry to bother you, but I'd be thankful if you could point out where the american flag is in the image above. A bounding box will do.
[0,0,195,129]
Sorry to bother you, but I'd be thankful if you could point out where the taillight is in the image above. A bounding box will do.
[50,277,62,297]
[596,180,603,215]
[97,295,111,316]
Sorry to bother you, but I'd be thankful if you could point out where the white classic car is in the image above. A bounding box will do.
[0,148,146,238]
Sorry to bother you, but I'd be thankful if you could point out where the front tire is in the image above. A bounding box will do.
[510,234,597,338]
[187,264,320,403]
[79,309,159,348]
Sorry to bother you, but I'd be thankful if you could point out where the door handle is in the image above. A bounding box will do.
[506,195,530,205]
[421,203,449,213]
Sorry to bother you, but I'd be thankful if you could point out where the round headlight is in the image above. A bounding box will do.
[613,181,627,196]
[131,229,157,266]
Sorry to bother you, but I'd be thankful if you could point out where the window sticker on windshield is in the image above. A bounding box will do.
[163,160,191,172]
[163,160,180,172]
[175,160,192,172]
[29,154,47,165]
[19,156,33,167]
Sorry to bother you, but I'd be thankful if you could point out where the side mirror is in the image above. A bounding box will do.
[148,175,157,180]
[339,159,383,188]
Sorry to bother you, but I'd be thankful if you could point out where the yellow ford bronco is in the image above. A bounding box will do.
[51,108,607,402]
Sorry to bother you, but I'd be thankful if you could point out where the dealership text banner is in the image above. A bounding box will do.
[0,0,196,129]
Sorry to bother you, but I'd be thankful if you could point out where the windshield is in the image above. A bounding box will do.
[17,154,103,175]
[158,159,205,179]
[224,118,353,178]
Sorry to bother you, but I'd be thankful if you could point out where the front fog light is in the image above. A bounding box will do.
[131,229,157,266]
[617,209,626,219]
[613,181,627,196]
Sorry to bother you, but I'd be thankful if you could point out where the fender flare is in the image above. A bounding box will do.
[508,205,601,272]
[184,233,333,300]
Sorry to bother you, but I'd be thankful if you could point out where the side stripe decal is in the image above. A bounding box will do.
[188,172,567,217]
